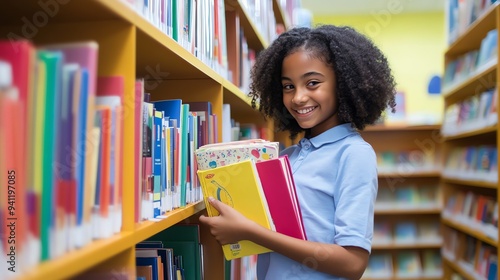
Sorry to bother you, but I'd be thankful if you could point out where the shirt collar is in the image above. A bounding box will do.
[300,123,358,149]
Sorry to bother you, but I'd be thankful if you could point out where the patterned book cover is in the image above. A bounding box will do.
[195,139,279,170]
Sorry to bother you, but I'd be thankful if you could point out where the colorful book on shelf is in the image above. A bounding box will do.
[0,43,32,269]
[422,249,442,277]
[53,63,79,257]
[136,255,162,280]
[93,105,113,239]
[373,221,392,244]
[96,76,124,234]
[153,110,163,218]
[134,80,145,222]
[394,221,418,244]
[364,252,393,278]
[255,155,306,240]
[186,101,212,147]
[43,41,99,248]
[150,224,203,280]
[396,251,422,277]
[197,159,274,260]
[136,244,175,280]
[38,50,63,261]
[153,99,188,208]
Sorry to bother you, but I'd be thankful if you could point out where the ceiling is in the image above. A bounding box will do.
[300,0,446,15]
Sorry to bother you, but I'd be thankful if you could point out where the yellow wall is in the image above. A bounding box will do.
[314,12,446,124]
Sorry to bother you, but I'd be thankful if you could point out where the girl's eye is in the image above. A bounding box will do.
[282,84,294,90]
[307,81,320,87]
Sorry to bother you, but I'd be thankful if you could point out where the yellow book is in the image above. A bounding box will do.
[197,159,274,260]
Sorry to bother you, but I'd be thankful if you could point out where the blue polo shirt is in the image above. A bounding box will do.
[257,123,378,280]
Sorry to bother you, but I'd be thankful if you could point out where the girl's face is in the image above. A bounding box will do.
[281,49,340,137]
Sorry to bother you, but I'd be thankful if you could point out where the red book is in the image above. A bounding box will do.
[255,155,306,240]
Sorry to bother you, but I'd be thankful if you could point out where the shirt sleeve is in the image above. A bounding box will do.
[333,142,378,253]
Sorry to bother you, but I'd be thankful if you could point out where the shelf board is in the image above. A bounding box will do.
[442,256,477,280]
[441,177,498,189]
[442,59,497,104]
[372,242,442,250]
[361,276,442,280]
[15,201,206,280]
[375,208,441,215]
[133,201,206,243]
[378,171,441,178]
[446,3,499,57]
[364,124,441,132]
[16,231,135,280]
[441,217,498,247]
[441,125,497,141]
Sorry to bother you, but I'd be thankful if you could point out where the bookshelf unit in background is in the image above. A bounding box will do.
[0,1,295,279]
[360,125,443,280]
[442,2,499,280]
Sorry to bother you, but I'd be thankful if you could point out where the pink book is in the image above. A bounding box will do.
[255,155,306,240]
[43,42,98,97]
[134,80,145,222]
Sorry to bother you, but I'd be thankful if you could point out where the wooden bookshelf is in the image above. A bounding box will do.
[441,2,499,280]
[360,125,444,279]
[0,0,293,279]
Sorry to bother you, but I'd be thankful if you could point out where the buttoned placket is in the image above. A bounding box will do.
[291,138,312,174]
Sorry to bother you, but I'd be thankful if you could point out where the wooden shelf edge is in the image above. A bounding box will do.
[442,58,497,99]
[441,125,497,140]
[372,242,442,250]
[375,208,441,215]
[377,171,441,178]
[222,80,253,105]
[133,200,206,243]
[441,176,498,189]
[364,124,441,132]
[446,2,500,55]
[15,202,206,280]
[442,255,477,280]
[16,232,135,280]
[441,217,498,247]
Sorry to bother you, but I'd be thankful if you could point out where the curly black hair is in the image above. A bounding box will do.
[249,25,397,139]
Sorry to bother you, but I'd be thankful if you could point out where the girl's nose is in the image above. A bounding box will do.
[292,90,308,104]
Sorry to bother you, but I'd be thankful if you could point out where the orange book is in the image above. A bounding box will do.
[94,106,111,238]
[96,76,124,233]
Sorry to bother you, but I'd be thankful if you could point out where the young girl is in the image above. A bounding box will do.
[199,25,396,279]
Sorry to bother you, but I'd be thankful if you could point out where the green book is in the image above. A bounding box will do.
[37,50,63,260]
[150,224,202,280]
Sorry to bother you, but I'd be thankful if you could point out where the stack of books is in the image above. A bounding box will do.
[195,139,306,260]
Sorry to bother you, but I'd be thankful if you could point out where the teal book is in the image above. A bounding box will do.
[37,50,63,260]
[150,224,202,280]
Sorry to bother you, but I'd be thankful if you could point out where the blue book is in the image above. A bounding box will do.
[153,110,163,217]
[136,256,160,280]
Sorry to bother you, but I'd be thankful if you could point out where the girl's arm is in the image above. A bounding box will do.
[199,197,369,279]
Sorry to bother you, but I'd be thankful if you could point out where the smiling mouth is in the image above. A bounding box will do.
[295,106,317,115]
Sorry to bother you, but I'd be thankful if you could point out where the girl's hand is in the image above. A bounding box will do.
[199,197,256,245]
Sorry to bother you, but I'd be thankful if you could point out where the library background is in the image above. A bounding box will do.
[0,0,497,279]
